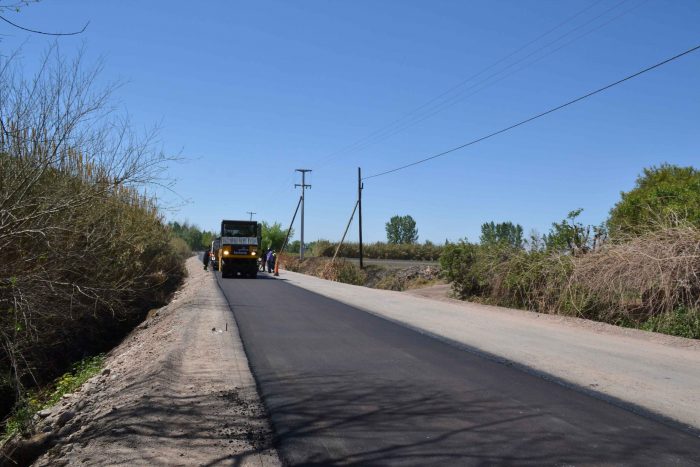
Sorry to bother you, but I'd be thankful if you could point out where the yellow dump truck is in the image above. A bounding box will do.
[218,219,261,278]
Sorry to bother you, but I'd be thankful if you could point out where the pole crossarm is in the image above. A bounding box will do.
[295,168,312,260]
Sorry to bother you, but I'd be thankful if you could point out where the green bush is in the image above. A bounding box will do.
[608,164,700,237]
[640,307,700,339]
[335,261,366,286]
[439,241,487,298]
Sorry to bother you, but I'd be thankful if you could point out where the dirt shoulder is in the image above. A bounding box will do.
[277,268,700,431]
[17,257,280,466]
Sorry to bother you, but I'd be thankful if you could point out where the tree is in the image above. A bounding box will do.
[544,209,605,255]
[385,215,418,244]
[479,221,524,249]
[286,240,301,253]
[261,221,292,251]
[168,221,215,250]
[607,164,700,237]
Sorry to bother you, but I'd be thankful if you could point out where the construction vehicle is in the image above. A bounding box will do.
[218,219,261,278]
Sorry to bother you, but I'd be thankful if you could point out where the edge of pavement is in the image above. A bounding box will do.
[19,256,281,467]
[274,268,700,435]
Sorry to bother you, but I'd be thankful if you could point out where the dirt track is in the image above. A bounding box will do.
[29,257,279,466]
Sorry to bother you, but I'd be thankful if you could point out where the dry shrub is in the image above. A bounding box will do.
[279,254,366,286]
[0,47,184,426]
[313,259,365,285]
[571,226,700,320]
[489,250,574,313]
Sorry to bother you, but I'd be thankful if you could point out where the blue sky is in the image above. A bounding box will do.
[2,0,698,243]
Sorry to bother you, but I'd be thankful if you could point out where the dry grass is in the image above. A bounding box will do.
[441,226,700,338]
[571,226,700,320]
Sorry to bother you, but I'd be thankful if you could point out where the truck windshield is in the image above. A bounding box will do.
[222,223,256,237]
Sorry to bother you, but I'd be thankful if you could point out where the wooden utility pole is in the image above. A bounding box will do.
[246,211,256,221]
[358,167,364,269]
[295,169,312,260]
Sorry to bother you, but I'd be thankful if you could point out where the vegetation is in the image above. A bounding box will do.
[280,255,441,291]
[0,48,185,430]
[169,221,216,251]
[386,215,419,244]
[480,221,524,248]
[261,221,291,251]
[311,240,442,261]
[608,164,700,237]
[3,355,104,440]
[440,165,700,339]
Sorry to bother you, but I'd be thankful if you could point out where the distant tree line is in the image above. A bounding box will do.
[168,221,216,251]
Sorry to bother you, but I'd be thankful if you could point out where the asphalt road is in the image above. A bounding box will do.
[216,272,700,466]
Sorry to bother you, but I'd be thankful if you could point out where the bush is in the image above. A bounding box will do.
[0,47,185,429]
[334,261,366,286]
[570,226,700,321]
[492,249,574,313]
[608,164,700,237]
[440,225,700,339]
[170,236,193,261]
[640,307,700,339]
[440,241,487,298]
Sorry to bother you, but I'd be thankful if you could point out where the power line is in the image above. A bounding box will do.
[313,0,633,170]
[363,43,700,181]
[0,14,89,36]
[326,0,644,163]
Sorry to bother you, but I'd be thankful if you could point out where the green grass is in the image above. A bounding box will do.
[640,307,700,339]
[3,354,105,440]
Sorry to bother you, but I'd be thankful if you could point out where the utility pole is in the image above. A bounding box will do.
[358,167,364,269]
[295,169,312,260]
[246,211,256,221]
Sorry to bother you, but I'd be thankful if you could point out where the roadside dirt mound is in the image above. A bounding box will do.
[4,257,279,467]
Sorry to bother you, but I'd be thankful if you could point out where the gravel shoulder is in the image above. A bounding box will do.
[29,257,280,466]
[277,269,700,431]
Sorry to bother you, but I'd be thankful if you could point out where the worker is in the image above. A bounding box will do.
[203,250,210,271]
[266,249,275,273]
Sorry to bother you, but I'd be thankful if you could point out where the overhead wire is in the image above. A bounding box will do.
[0,14,89,36]
[312,0,634,172]
[363,43,700,180]
[322,0,645,164]
[258,0,638,217]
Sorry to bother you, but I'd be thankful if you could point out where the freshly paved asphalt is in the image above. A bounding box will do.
[216,272,700,466]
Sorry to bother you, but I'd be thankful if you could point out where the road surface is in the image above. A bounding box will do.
[216,272,700,466]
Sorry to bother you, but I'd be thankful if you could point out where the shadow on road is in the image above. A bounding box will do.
[254,371,695,466]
